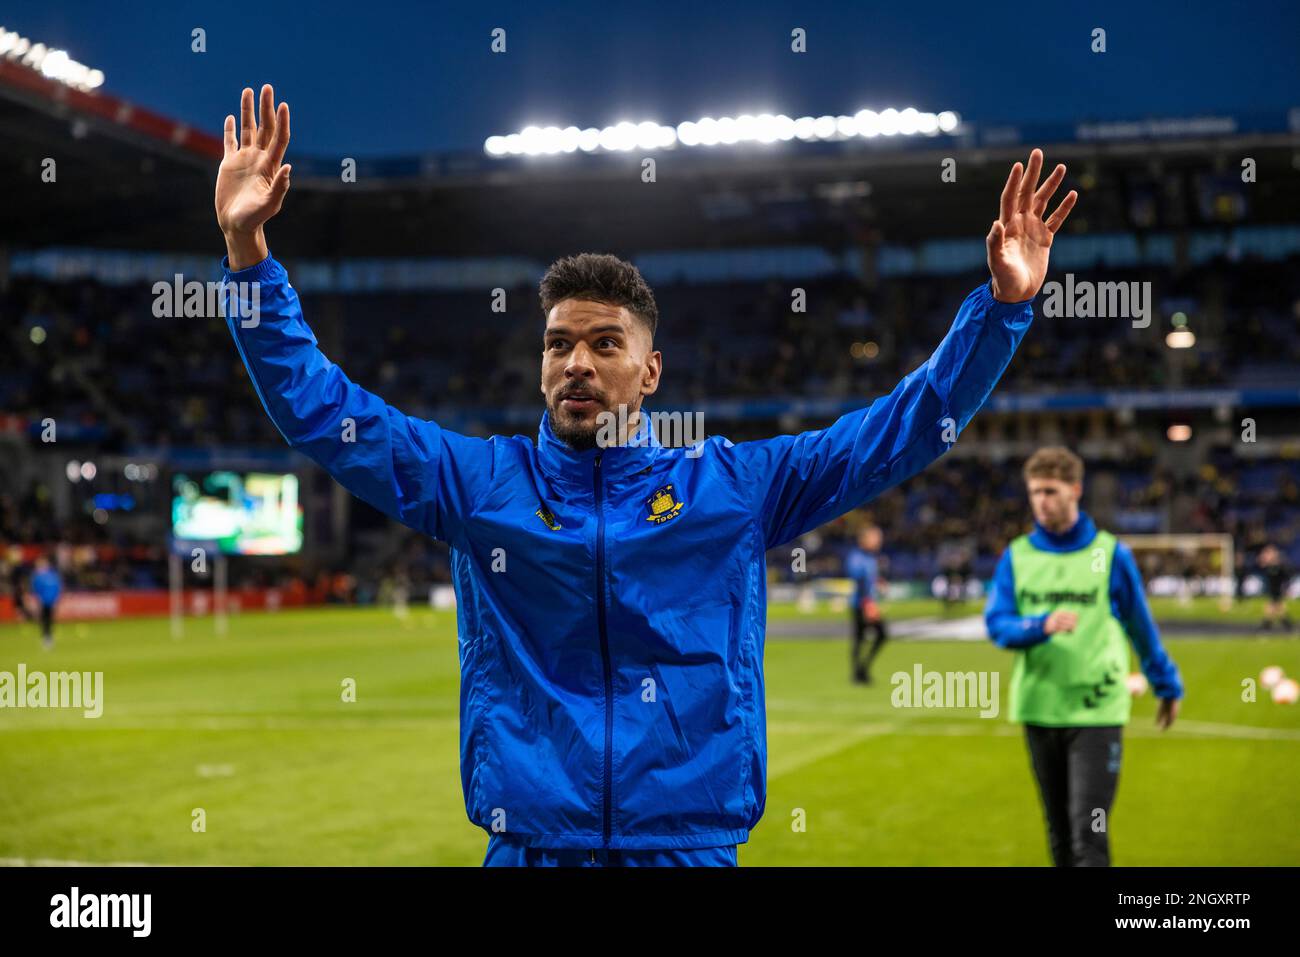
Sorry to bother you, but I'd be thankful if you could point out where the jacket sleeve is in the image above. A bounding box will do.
[1110,542,1184,699]
[220,254,491,545]
[727,281,1034,549]
[984,547,1050,649]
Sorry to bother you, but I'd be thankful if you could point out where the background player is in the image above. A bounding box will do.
[30,555,62,650]
[984,446,1183,866]
[1256,544,1293,632]
[846,523,888,684]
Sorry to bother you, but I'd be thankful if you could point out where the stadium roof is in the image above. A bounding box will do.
[4,62,1299,259]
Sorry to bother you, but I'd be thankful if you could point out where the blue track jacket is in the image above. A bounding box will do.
[222,253,1034,849]
[32,568,61,606]
[845,549,880,604]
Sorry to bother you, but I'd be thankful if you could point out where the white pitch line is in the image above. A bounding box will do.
[0,716,456,732]
[1162,719,1300,741]
[0,857,171,867]
[769,717,1300,742]
[767,722,895,778]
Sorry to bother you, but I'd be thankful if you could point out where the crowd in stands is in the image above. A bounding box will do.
[4,256,1300,449]
[3,253,1300,603]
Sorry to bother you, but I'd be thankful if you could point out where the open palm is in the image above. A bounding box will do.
[215,85,291,236]
[986,149,1077,303]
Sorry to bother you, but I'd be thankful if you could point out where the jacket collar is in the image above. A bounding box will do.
[536,407,664,485]
[1029,511,1097,552]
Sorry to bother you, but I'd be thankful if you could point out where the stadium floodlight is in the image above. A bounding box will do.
[485,104,963,155]
[635,121,667,149]
[0,26,104,91]
[539,126,565,154]
[596,121,632,151]
[812,115,837,140]
[40,48,70,79]
[1166,329,1196,348]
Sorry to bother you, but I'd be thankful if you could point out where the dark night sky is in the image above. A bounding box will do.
[5,0,1299,157]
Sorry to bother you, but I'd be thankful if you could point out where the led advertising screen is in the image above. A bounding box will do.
[171,471,303,555]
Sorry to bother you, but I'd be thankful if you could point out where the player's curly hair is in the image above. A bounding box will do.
[1023,446,1085,484]
[539,253,659,337]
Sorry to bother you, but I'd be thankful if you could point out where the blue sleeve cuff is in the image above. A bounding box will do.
[221,252,280,282]
[980,278,1036,310]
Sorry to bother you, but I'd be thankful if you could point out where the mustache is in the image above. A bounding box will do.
[555,384,606,403]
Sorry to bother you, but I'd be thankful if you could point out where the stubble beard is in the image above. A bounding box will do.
[548,394,603,451]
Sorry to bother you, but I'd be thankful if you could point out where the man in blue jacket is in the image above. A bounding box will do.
[845,524,887,685]
[984,446,1183,866]
[31,556,62,650]
[215,85,1077,866]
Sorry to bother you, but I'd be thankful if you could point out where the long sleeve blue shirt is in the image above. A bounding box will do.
[845,548,880,602]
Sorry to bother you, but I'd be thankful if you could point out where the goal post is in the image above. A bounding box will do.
[168,539,229,637]
[1120,533,1235,609]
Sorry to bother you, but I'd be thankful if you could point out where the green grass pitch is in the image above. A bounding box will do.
[1,601,1297,866]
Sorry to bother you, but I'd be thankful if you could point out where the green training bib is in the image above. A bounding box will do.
[1007,528,1129,726]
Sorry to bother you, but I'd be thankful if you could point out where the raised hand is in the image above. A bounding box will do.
[986,149,1077,303]
[216,84,291,269]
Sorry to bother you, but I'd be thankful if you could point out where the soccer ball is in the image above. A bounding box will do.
[1272,678,1299,705]
[1126,672,1149,696]
[1260,666,1285,691]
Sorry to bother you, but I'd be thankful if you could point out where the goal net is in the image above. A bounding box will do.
[1121,533,1235,608]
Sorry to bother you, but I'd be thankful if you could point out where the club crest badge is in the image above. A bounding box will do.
[645,484,684,524]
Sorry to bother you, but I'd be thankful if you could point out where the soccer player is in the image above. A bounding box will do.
[216,85,1076,866]
[984,447,1183,867]
[846,524,888,684]
[1256,544,1293,632]
[30,556,62,650]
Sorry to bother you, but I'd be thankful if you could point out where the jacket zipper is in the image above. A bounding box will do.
[593,452,614,847]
